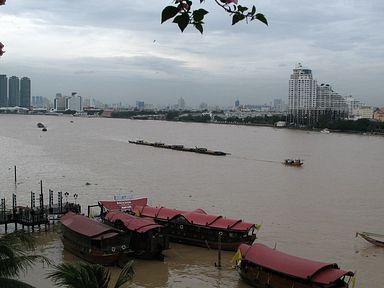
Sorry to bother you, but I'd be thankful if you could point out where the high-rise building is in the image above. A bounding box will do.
[0,74,7,107]
[66,95,82,112]
[288,63,317,124]
[235,99,240,109]
[316,84,348,114]
[54,94,66,111]
[136,101,145,110]
[8,76,20,107]
[177,97,185,110]
[20,77,31,108]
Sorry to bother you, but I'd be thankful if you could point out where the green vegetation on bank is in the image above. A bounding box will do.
[111,110,384,134]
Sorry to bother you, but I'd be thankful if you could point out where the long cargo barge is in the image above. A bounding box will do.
[128,140,228,156]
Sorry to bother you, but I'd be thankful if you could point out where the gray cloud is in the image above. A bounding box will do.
[1,0,383,107]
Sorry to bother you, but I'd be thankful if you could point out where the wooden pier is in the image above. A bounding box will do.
[0,189,81,232]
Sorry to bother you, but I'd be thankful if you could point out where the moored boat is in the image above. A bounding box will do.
[356,231,384,247]
[284,159,303,166]
[236,243,354,288]
[98,203,169,260]
[131,203,258,251]
[97,198,258,251]
[60,212,130,265]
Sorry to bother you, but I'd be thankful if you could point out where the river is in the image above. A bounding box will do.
[0,114,383,287]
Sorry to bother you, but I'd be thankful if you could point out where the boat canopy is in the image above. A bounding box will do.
[99,198,148,211]
[134,205,255,232]
[105,211,162,233]
[239,244,353,285]
[60,212,119,239]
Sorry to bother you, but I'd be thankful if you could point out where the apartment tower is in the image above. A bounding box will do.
[0,74,7,107]
[8,76,20,107]
[288,63,317,124]
[20,77,31,108]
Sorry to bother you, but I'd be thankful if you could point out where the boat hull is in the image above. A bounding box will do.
[238,266,349,288]
[357,232,384,247]
[62,237,121,266]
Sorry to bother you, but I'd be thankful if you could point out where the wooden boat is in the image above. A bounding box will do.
[98,202,169,260]
[130,200,257,251]
[128,140,228,156]
[236,243,354,288]
[356,231,384,247]
[60,212,130,265]
[98,198,257,251]
[284,159,303,166]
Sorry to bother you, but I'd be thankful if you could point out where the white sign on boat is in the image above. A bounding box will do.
[114,194,133,201]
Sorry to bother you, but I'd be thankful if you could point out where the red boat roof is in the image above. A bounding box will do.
[60,212,119,239]
[99,198,148,211]
[239,244,353,285]
[105,211,162,233]
[134,205,255,232]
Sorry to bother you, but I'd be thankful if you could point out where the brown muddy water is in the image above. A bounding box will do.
[0,114,383,287]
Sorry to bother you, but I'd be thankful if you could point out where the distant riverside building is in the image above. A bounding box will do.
[353,106,373,120]
[20,77,31,108]
[177,97,186,110]
[9,76,20,107]
[235,99,240,109]
[316,83,348,120]
[0,74,7,107]
[54,94,66,112]
[54,93,83,112]
[273,99,285,112]
[288,63,355,125]
[373,107,384,122]
[344,96,361,118]
[136,101,145,110]
[288,63,317,124]
[32,96,44,108]
[65,93,82,112]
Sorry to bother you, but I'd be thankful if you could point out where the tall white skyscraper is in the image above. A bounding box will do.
[288,63,317,124]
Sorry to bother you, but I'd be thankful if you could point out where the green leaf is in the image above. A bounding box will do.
[193,9,208,22]
[194,23,204,34]
[173,13,190,32]
[251,5,256,15]
[161,6,179,24]
[232,13,245,25]
[237,5,248,13]
[255,13,268,25]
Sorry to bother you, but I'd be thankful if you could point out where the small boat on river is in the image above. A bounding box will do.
[284,159,303,166]
[236,243,355,288]
[37,122,45,128]
[321,128,331,134]
[356,231,384,247]
[128,140,228,156]
[60,212,130,265]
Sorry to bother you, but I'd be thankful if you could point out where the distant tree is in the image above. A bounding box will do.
[0,231,50,288]
[47,260,134,288]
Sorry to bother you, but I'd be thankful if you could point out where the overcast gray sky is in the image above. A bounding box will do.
[1,0,383,107]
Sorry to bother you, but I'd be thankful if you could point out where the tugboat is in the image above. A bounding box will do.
[284,159,303,166]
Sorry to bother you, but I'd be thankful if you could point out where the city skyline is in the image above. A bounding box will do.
[1,0,383,106]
